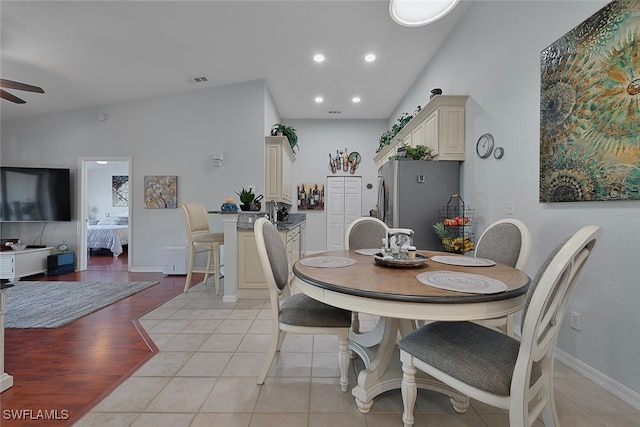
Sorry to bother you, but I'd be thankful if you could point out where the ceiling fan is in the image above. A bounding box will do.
[0,78,45,104]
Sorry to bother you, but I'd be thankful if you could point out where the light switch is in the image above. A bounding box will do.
[417,175,425,183]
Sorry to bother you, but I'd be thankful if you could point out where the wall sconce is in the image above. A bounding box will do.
[211,152,223,167]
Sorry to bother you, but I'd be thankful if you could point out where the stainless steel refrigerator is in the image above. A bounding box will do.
[377,159,460,250]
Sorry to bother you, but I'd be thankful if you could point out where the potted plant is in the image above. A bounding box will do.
[271,124,298,152]
[235,188,255,211]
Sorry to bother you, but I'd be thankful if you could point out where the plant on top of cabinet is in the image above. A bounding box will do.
[235,188,255,211]
[376,106,421,153]
[389,145,434,161]
[271,124,298,152]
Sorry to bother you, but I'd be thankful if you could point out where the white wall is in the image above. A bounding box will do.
[87,161,129,219]
[1,79,269,269]
[288,119,387,253]
[392,0,639,401]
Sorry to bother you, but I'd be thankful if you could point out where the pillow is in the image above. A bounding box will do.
[97,217,128,225]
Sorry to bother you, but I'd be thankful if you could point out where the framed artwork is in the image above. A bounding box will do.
[144,175,177,209]
[297,183,324,210]
[112,175,129,207]
[539,0,640,202]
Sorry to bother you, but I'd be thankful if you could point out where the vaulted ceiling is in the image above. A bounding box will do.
[0,1,470,122]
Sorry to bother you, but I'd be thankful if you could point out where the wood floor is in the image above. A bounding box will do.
[2,253,192,426]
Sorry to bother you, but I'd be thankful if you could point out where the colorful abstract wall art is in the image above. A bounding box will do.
[144,175,177,209]
[539,0,640,202]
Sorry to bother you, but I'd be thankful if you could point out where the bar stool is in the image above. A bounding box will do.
[179,203,224,294]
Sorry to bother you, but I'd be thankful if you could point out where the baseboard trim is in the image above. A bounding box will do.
[555,348,640,411]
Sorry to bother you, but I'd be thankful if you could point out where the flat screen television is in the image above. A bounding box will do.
[0,167,72,222]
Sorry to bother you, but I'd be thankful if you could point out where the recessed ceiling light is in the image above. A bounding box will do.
[313,54,325,63]
[352,97,361,103]
[315,96,324,103]
[96,161,108,165]
[364,54,376,62]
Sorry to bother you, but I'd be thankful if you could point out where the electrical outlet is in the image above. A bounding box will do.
[569,311,582,331]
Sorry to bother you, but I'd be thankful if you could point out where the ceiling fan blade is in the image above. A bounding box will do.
[0,78,44,93]
[0,89,27,104]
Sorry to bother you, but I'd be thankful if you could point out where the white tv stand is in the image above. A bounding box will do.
[0,247,52,281]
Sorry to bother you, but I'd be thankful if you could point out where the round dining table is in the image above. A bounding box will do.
[292,249,531,413]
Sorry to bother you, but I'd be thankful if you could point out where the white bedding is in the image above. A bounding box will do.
[87,225,129,256]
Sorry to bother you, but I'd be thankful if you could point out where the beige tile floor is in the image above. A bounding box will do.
[76,280,640,427]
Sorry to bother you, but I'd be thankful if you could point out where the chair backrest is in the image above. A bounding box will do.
[345,217,389,250]
[514,225,602,390]
[254,218,290,315]
[180,203,211,235]
[474,218,532,271]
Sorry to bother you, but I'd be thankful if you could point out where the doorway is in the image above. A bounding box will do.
[77,157,132,271]
[326,176,362,251]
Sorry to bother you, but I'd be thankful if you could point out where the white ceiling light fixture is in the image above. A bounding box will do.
[96,161,108,165]
[389,0,460,27]
[352,97,361,103]
[315,96,324,103]
[364,53,376,62]
[313,53,325,63]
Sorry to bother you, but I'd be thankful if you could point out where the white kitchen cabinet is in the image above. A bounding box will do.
[237,222,305,298]
[374,95,468,169]
[265,136,295,204]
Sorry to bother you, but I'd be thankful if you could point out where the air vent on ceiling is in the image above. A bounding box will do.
[328,110,342,114]
[188,76,209,84]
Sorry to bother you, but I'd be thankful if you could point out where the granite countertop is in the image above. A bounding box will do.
[237,212,306,231]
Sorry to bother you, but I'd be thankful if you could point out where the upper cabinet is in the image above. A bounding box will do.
[374,95,468,169]
[265,136,295,204]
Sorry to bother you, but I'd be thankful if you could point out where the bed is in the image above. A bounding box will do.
[87,216,129,257]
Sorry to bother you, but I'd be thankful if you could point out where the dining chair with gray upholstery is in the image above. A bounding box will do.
[344,216,389,333]
[475,218,532,271]
[474,218,533,335]
[399,225,603,427]
[254,217,352,391]
[179,203,224,294]
[345,216,389,251]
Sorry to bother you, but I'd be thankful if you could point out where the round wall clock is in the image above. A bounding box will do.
[476,133,494,158]
[494,147,504,159]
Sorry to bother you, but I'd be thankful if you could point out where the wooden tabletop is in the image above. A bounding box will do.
[293,250,530,304]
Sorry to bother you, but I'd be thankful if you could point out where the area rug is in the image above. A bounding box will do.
[3,281,158,328]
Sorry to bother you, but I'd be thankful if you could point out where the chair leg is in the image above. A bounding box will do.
[539,372,559,427]
[351,312,360,334]
[183,245,196,293]
[203,246,213,285]
[258,324,282,385]
[401,355,417,427]
[337,330,350,392]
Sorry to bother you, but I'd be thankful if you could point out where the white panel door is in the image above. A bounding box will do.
[326,176,362,251]
[326,177,345,251]
[344,177,362,230]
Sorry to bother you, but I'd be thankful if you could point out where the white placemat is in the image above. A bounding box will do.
[430,255,496,267]
[416,271,507,294]
[299,256,357,268]
[354,248,380,256]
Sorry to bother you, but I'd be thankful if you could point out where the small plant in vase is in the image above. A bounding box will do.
[271,124,298,152]
[235,188,255,211]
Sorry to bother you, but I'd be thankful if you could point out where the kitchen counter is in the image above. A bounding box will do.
[236,212,306,231]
